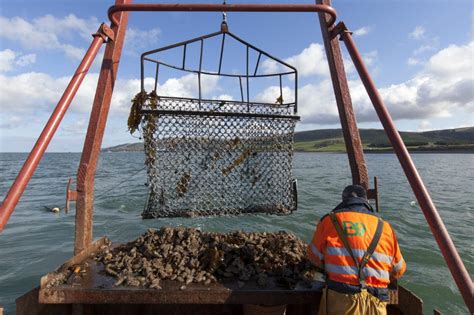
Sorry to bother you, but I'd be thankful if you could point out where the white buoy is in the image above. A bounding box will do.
[410,201,417,207]
[51,207,60,213]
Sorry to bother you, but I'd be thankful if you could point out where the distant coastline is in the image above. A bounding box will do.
[102,127,474,153]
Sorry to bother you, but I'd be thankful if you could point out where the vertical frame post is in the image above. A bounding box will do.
[74,0,131,254]
[340,27,474,312]
[316,0,369,189]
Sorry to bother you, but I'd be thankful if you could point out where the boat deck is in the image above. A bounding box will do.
[37,238,323,305]
[16,237,423,315]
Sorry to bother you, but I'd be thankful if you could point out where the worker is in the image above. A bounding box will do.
[307,185,406,315]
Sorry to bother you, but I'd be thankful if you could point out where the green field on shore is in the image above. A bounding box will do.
[294,139,474,152]
[293,127,474,152]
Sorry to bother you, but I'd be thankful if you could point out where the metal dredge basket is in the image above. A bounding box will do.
[137,23,299,218]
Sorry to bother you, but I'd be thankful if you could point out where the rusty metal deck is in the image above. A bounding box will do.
[13,237,424,315]
[38,238,323,305]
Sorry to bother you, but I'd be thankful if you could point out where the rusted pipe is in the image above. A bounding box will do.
[75,1,130,255]
[0,27,107,232]
[316,0,369,190]
[339,27,474,313]
[108,3,337,26]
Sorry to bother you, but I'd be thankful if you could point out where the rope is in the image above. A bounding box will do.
[94,166,147,202]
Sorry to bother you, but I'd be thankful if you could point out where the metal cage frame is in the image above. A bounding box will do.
[138,25,300,218]
[140,25,299,117]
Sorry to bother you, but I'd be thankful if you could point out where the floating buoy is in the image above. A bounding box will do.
[410,201,417,207]
[51,207,60,213]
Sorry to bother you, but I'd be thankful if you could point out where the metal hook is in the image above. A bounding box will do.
[221,0,229,32]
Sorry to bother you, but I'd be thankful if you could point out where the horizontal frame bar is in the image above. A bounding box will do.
[146,95,296,108]
[143,57,295,78]
[109,3,337,26]
[140,109,300,120]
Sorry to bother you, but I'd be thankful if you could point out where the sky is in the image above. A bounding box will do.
[0,0,472,152]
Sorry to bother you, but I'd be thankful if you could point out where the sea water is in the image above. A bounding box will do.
[0,152,472,314]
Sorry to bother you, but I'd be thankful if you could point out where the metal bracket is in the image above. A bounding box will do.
[329,21,352,41]
[92,23,115,42]
[221,21,229,33]
[65,178,77,214]
[367,176,380,212]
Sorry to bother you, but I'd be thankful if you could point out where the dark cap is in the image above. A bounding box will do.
[342,185,367,201]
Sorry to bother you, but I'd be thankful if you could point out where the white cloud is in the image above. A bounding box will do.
[0,72,59,113]
[0,15,98,60]
[413,44,435,55]
[33,14,99,42]
[362,50,378,66]
[425,43,472,78]
[261,43,376,79]
[0,49,36,72]
[362,42,473,122]
[0,15,165,62]
[261,58,282,75]
[1,40,471,132]
[296,41,474,125]
[16,53,36,67]
[409,26,426,40]
[417,120,432,131]
[298,80,339,124]
[0,49,15,72]
[160,74,219,98]
[124,27,162,56]
[0,115,23,128]
[59,119,87,136]
[285,43,329,77]
[353,26,371,37]
[212,94,234,101]
[261,43,329,77]
[408,29,439,65]
[407,57,420,66]
[62,45,86,60]
[0,71,221,123]
[255,86,295,104]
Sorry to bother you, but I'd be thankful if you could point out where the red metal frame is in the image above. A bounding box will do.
[0,24,112,232]
[65,178,76,214]
[75,0,131,255]
[0,2,471,312]
[316,0,369,190]
[336,22,473,312]
[107,3,337,26]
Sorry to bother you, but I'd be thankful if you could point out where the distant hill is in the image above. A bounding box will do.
[294,127,474,152]
[102,142,144,152]
[102,127,474,153]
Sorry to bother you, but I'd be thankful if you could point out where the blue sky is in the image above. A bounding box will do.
[0,0,472,152]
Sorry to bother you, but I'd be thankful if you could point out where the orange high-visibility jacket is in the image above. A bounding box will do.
[307,207,406,288]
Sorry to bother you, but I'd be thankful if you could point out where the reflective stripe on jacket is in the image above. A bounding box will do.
[307,200,406,289]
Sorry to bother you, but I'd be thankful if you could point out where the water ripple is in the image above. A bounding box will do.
[0,152,471,314]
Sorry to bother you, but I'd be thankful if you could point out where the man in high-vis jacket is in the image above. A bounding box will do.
[307,185,406,315]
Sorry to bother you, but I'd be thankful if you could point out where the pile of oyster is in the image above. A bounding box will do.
[93,226,318,290]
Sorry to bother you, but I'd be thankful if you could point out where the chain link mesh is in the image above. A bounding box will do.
[140,96,298,218]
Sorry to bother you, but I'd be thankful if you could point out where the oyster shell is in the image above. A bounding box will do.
[93,227,317,290]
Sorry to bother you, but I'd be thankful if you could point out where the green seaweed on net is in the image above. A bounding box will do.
[144,91,159,163]
[127,91,148,134]
[128,90,160,165]
[127,90,160,134]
